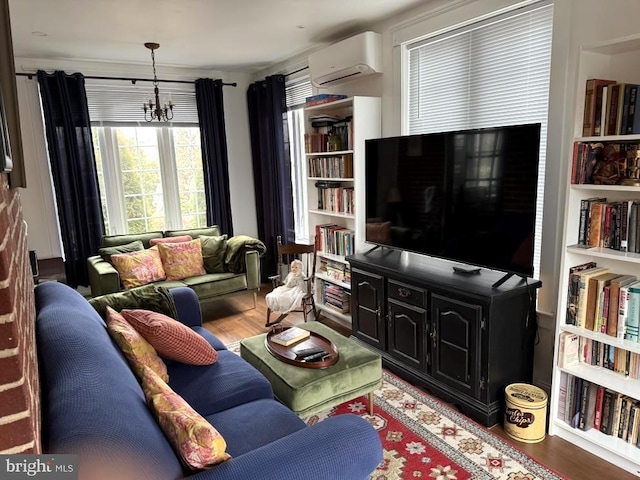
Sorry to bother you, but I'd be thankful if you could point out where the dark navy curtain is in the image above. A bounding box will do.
[246,74,293,279]
[37,70,104,288]
[195,78,233,235]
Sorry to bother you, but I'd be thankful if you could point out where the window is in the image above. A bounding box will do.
[86,82,206,235]
[285,75,313,243]
[405,1,552,277]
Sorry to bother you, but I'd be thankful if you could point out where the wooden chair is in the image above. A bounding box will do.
[265,235,319,328]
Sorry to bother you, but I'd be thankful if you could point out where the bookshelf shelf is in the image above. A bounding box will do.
[554,422,640,473]
[304,96,381,326]
[306,150,353,157]
[559,364,640,400]
[550,32,640,475]
[308,209,355,219]
[308,176,354,182]
[561,324,640,354]
[315,271,351,290]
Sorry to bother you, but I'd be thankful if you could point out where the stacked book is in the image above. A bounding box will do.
[582,79,640,136]
[321,280,350,313]
[315,224,354,257]
[319,257,350,285]
[307,154,353,178]
[304,94,347,107]
[575,196,640,252]
[565,262,640,340]
[558,372,640,445]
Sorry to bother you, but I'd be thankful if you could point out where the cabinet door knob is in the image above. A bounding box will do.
[398,287,411,298]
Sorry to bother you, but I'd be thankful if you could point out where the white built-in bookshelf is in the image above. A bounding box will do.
[303,96,381,327]
[550,34,640,476]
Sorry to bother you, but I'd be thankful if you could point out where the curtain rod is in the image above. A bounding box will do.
[16,72,237,87]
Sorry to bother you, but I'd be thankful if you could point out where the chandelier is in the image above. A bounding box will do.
[143,42,174,122]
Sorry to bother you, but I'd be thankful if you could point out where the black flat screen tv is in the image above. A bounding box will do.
[364,123,541,277]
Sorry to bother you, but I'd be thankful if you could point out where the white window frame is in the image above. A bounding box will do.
[401,0,552,278]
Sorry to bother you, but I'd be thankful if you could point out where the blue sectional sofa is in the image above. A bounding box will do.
[35,282,382,480]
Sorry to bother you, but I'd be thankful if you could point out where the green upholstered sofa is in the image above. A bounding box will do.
[87,226,262,304]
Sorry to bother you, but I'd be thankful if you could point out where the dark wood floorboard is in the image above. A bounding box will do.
[203,284,635,480]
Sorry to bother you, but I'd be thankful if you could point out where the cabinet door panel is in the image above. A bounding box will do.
[388,299,427,371]
[351,269,385,349]
[431,293,481,398]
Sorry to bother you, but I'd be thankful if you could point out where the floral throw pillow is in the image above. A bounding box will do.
[105,306,168,382]
[111,246,166,289]
[157,239,206,281]
[141,365,231,469]
[149,235,193,247]
[121,309,217,365]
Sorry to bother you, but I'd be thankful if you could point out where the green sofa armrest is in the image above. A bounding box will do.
[87,255,121,297]
[245,249,261,291]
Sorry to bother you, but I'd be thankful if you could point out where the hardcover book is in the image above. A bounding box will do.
[270,326,311,346]
[607,274,637,337]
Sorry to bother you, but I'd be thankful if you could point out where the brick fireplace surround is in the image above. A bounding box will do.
[0,174,40,453]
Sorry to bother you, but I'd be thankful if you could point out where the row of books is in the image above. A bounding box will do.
[320,280,350,313]
[307,154,353,178]
[576,197,640,252]
[304,94,348,107]
[582,79,640,137]
[570,142,637,185]
[304,120,352,153]
[559,332,640,379]
[315,224,355,257]
[318,257,351,285]
[559,372,640,446]
[316,186,354,214]
[565,261,640,341]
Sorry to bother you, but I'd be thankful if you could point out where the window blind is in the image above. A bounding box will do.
[285,76,313,109]
[85,81,199,126]
[405,1,552,277]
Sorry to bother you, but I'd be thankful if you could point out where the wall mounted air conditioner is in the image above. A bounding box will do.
[308,31,382,87]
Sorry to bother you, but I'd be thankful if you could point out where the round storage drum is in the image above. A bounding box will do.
[504,383,548,443]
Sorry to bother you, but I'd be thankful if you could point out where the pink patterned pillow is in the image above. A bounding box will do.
[149,235,193,247]
[121,309,217,365]
[157,239,206,281]
[141,365,230,469]
[111,246,166,289]
[105,307,168,382]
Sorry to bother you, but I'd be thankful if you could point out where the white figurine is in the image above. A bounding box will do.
[265,259,307,314]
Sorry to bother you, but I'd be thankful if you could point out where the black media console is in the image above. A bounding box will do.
[348,249,541,427]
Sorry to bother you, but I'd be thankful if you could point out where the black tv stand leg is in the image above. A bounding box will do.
[492,272,527,289]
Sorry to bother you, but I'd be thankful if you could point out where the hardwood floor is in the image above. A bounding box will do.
[203,285,635,480]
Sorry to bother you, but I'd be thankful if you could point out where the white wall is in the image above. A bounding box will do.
[14,57,258,260]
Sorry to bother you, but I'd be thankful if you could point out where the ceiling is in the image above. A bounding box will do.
[8,0,428,72]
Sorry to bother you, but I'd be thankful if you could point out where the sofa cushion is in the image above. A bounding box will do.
[168,350,273,416]
[204,398,305,457]
[101,231,164,249]
[98,240,144,265]
[89,284,179,320]
[105,307,169,381]
[149,235,192,246]
[111,246,166,289]
[142,366,231,469]
[121,309,217,365]
[165,226,221,238]
[182,272,247,299]
[200,234,228,273]
[158,239,206,281]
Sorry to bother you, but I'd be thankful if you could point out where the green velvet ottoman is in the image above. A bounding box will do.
[240,322,382,417]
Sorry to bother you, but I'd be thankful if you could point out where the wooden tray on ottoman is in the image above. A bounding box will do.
[265,328,339,369]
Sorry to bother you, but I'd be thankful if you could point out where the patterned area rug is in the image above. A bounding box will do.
[226,341,565,480]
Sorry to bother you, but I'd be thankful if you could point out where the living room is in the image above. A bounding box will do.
[2,0,640,478]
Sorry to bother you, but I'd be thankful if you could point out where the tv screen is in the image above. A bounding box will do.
[364,123,541,277]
